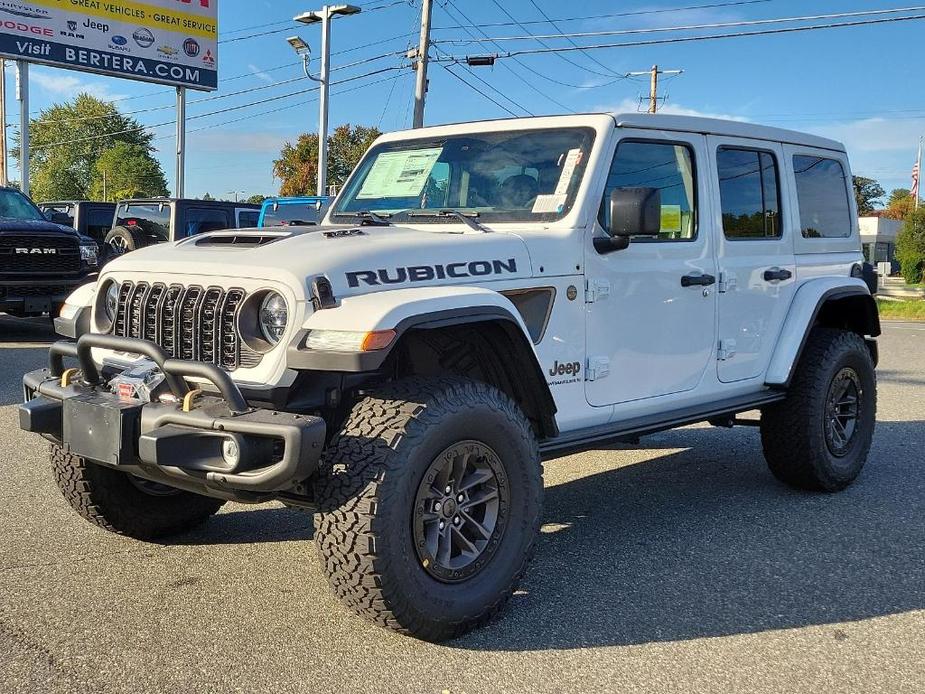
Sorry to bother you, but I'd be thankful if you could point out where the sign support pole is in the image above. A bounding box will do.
[16,60,28,195]
[175,86,186,199]
[0,59,8,187]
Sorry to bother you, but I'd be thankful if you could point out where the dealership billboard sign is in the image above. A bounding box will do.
[0,0,218,91]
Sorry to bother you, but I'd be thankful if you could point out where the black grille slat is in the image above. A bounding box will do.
[112,281,255,372]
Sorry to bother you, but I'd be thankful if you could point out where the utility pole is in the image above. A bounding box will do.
[16,60,28,195]
[411,0,433,128]
[295,5,361,197]
[626,65,683,113]
[0,59,7,187]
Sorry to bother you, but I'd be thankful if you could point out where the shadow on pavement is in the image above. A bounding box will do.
[454,420,925,650]
[0,315,56,405]
[171,505,315,545]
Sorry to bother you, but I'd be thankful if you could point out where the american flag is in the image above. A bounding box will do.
[913,160,920,200]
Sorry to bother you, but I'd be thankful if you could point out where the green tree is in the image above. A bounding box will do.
[15,93,163,202]
[245,194,267,205]
[89,142,168,201]
[202,192,215,201]
[853,176,885,215]
[883,188,917,221]
[896,207,925,283]
[273,123,381,196]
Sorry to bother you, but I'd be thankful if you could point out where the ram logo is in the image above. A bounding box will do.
[15,248,57,254]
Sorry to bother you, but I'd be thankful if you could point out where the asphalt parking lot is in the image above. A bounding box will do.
[0,316,922,694]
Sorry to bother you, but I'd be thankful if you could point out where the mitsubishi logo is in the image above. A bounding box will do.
[15,248,57,254]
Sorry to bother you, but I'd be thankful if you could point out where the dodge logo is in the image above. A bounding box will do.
[15,248,57,254]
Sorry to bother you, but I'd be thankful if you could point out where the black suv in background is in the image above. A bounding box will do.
[104,198,261,257]
[37,201,116,246]
[0,188,99,318]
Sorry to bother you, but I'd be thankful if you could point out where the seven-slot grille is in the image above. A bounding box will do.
[0,235,80,274]
[112,281,260,371]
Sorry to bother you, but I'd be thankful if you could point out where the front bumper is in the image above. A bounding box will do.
[0,275,95,313]
[19,334,325,498]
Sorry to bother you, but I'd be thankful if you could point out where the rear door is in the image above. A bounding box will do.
[707,137,795,383]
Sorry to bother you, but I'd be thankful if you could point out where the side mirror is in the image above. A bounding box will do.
[595,187,662,253]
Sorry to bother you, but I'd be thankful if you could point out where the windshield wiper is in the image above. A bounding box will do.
[353,211,392,226]
[407,209,491,233]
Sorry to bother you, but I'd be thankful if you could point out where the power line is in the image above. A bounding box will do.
[433,45,532,116]
[437,0,575,113]
[441,13,925,62]
[432,5,925,45]
[431,0,777,30]
[440,64,520,118]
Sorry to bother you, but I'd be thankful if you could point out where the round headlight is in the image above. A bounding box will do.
[259,292,288,344]
[104,281,120,321]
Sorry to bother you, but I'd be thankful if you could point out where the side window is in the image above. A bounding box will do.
[86,208,114,242]
[237,210,259,228]
[717,147,782,239]
[600,140,697,240]
[793,155,852,239]
[184,208,231,237]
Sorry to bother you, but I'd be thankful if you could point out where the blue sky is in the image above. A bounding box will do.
[7,0,925,200]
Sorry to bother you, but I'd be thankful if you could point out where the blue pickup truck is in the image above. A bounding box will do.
[258,196,330,227]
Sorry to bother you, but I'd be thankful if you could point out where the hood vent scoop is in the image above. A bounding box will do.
[194,233,290,248]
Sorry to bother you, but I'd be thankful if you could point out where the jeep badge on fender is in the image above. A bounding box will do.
[19,112,879,643]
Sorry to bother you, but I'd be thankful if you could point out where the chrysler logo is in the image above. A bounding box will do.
[15,247,57,254]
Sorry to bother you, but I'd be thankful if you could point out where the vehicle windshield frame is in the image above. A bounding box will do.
[330,126,596,225]
[0,189,46,222]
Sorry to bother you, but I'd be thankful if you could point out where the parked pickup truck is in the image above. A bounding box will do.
[1,187,98,318]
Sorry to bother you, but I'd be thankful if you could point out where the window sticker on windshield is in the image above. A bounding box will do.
[554,148,583,196]
[532,194,568,214]
[356,147,444,199]
[661,205,682,233]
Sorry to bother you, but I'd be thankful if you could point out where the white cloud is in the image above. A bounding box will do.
[248,64,275,85]
[595,97,750,122]
[30,68,128,101]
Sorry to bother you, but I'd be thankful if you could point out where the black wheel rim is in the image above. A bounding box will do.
[412,441,510,583]
[824,367,862,457]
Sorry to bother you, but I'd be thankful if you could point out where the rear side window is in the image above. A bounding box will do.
[600,140,697,241]
[184,208,231,237]
[793,155,852,238]
[717,147,781,239]
[86,208,114,242]
[237,210,259,228]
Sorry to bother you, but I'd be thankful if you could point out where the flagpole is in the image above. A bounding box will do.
[917,137,922,210]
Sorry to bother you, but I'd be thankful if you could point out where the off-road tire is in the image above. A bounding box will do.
[761,328,876,492]
[51,445,225,540]
[104,225,147,259]
[313,377,543,642]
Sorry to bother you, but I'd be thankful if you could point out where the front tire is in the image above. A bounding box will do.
[313,377,543,642]
[760,328,876,491]
[51,445,225,540]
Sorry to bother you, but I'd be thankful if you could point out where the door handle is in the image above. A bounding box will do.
[681,273,716,287]
[764,267,792,282]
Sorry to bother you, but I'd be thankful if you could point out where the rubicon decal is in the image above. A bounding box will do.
[346,258,518,288]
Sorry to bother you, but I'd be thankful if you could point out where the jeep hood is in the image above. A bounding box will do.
[103,225,533,297]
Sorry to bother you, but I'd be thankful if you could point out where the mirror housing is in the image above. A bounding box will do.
[596,187,662,254]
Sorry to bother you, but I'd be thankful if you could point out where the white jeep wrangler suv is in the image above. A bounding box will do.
[20,113,880,641]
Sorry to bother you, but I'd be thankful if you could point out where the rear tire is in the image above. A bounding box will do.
[51,445,225,540]
[313,377,543,642]
[104,225,147,259]
[760,328,876,491]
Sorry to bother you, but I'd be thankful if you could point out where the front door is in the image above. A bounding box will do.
[585,130,717,407]
[706,137,796,383]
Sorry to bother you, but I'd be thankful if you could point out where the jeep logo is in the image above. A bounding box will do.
[548,360,581,377]
[15,247,57,254]
[346,258,518,288]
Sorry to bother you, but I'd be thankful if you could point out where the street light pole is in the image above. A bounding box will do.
[294,5,361,197]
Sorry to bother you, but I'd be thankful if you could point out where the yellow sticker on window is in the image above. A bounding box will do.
[661,205,682,233]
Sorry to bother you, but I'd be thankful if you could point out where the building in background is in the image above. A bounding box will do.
[859,215,901,267]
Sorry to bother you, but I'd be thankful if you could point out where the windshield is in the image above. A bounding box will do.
[116,203,171,242]
[0,189,44,222]
[332,127,595,224]
[262,202,322,227]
